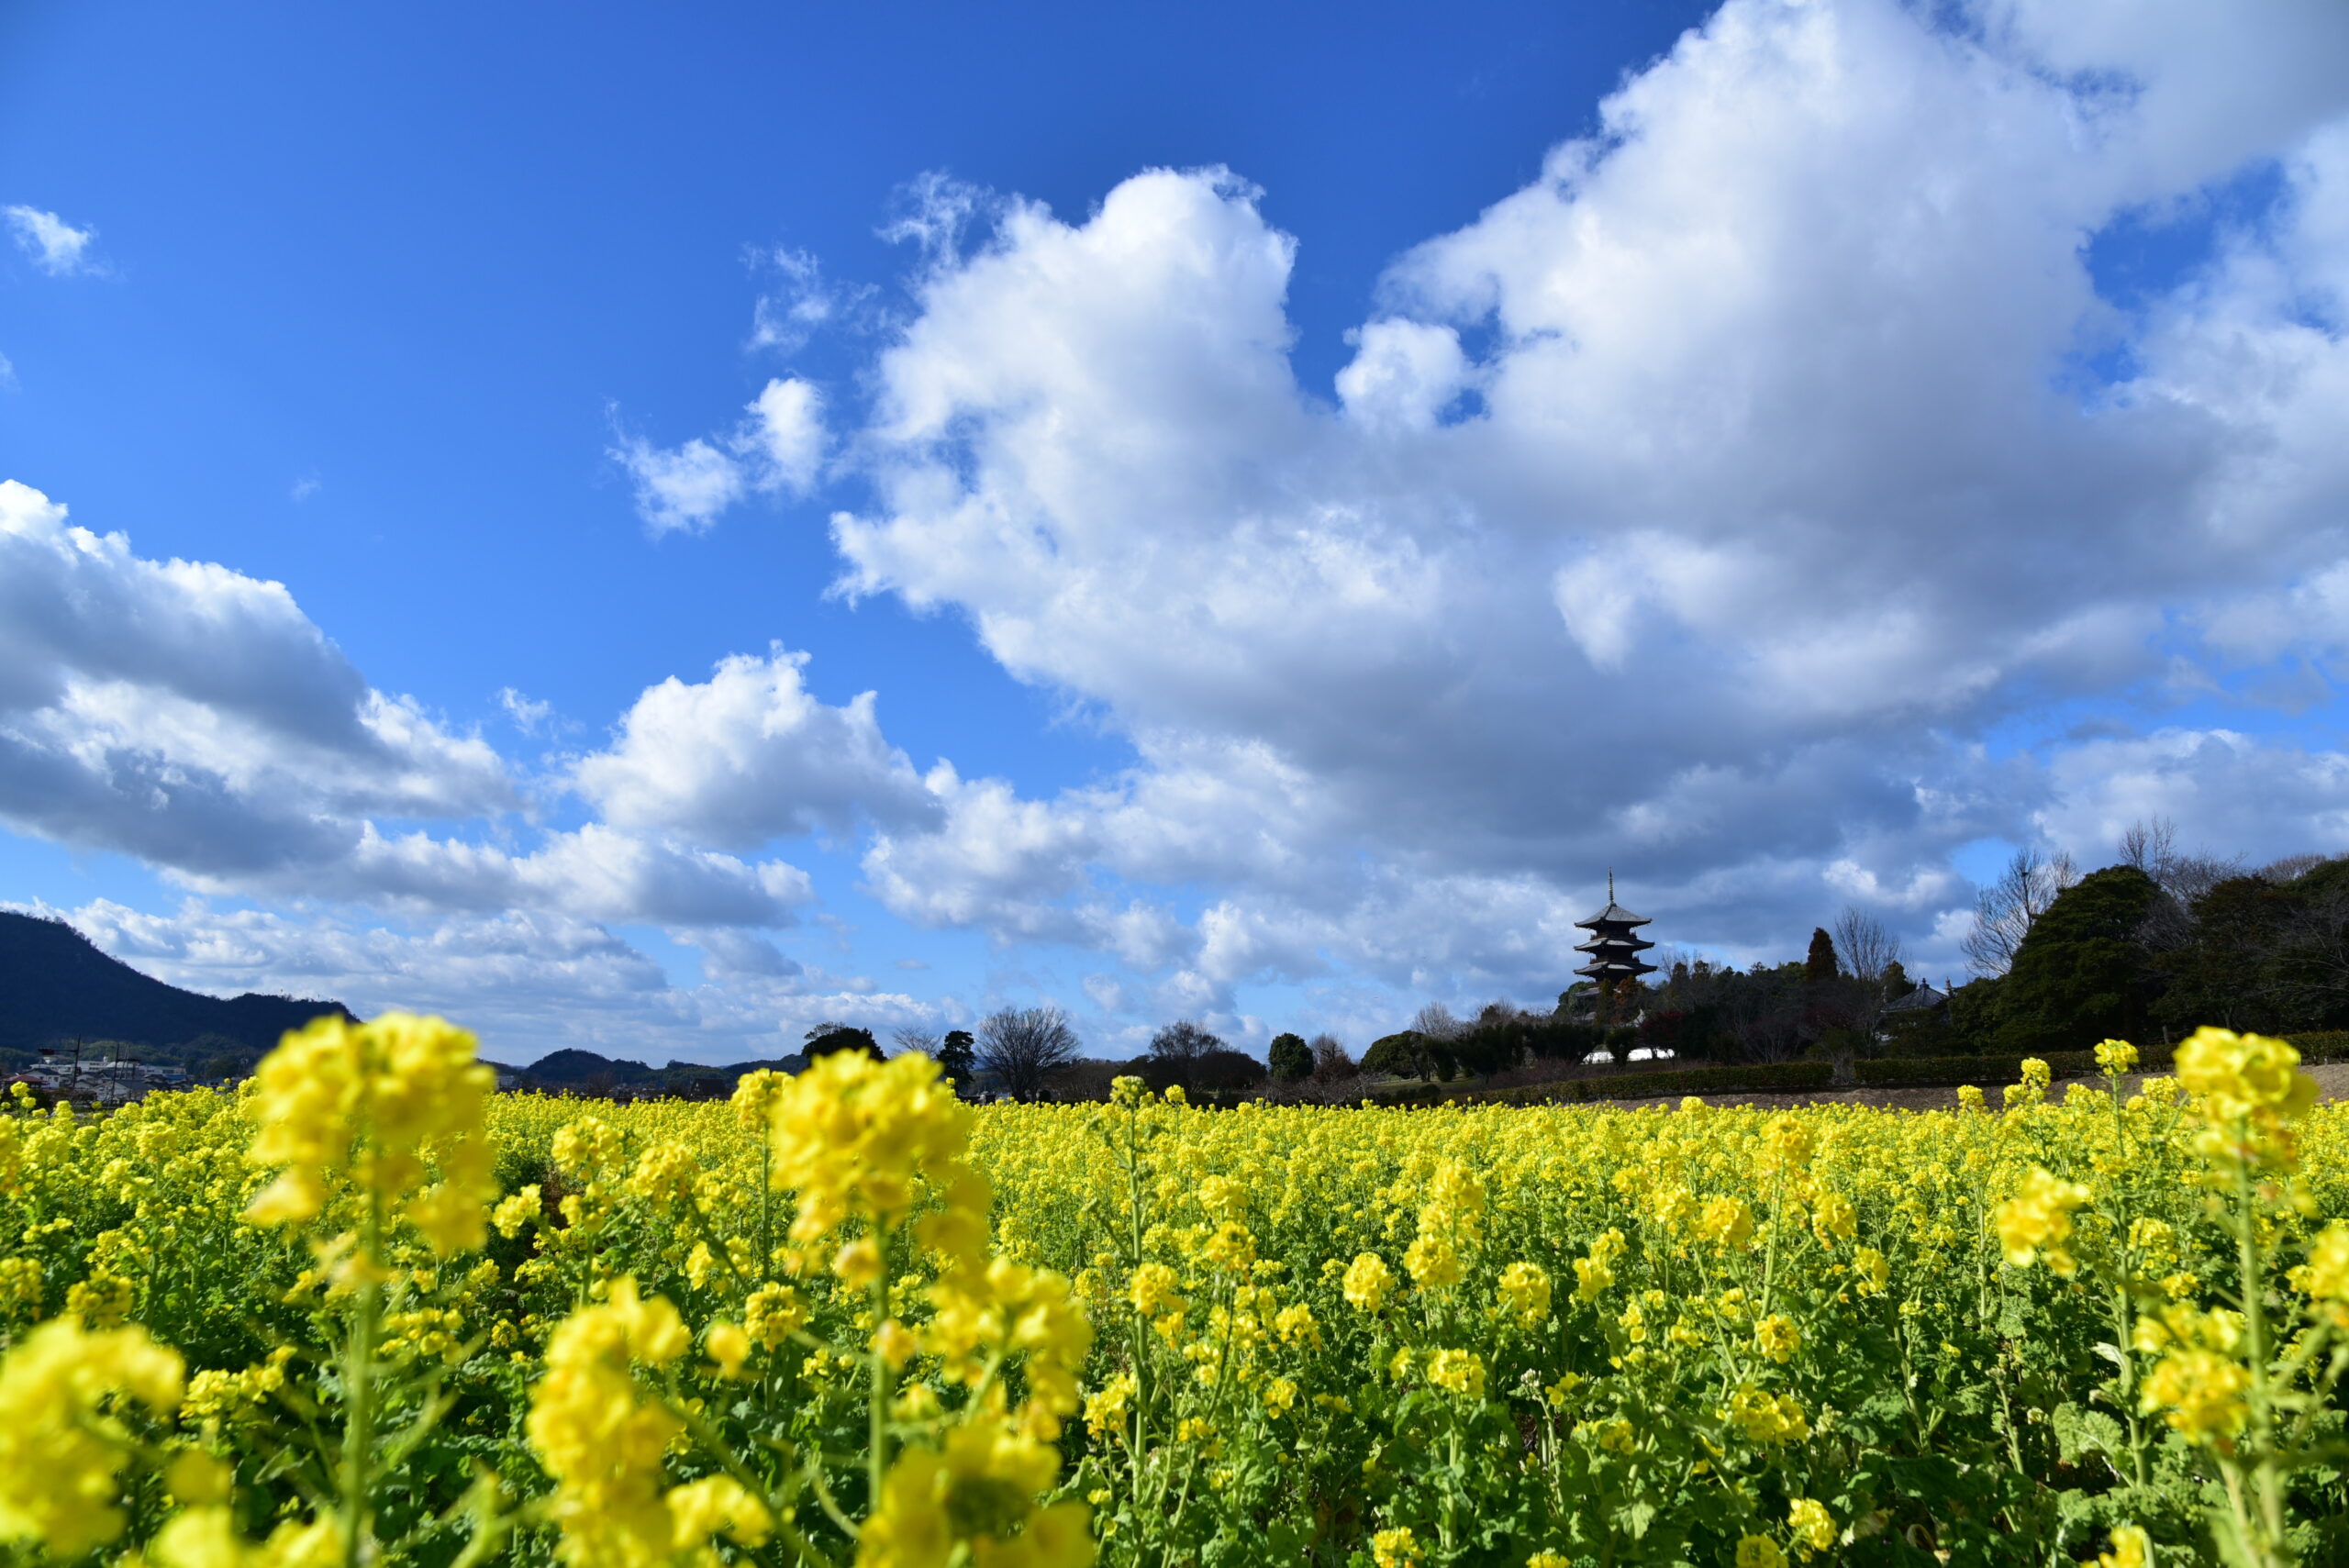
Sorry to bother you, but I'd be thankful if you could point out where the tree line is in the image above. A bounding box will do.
[1340,819,2349,1082]
[804,817,2349,1100]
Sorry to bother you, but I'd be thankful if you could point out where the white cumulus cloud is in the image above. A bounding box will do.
[573,646,939,848]
[820,0,2349,999]
[613,377,828,535]
[6,206,98,275]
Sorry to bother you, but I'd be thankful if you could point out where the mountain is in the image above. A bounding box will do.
[0,911,353,1063]
[512,1049,807,1092]
[519,1048,661,1085]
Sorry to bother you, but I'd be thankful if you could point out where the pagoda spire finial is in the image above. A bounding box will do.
[1608,868,1616,902]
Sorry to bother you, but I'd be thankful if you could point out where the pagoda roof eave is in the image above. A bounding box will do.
[1573,936,1655,955]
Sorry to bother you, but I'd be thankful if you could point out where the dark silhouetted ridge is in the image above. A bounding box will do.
[0,910,354,1059]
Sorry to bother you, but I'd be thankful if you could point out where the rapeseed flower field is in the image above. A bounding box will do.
[0,1019,2344,1567]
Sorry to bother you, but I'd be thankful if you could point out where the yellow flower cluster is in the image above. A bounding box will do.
[4,1024,2347,1568]
[2133,1304,2253,1442]
[1497,1260,1551,1325]
[0,1318,184,1556]
[527,1277,773,1568]
[243,1012,496,1254]
[861,1421,1090,1568]
[766,1048,978,1248]
[2176,1026,2320,1170]
[1995,1166,2091,1275]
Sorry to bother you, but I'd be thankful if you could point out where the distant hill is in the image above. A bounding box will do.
[513,1048,806,1093]
[0,911,353,1064]
[520,1048,660,1084]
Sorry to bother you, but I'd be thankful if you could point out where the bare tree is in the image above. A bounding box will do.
[1962,848,2079,976]
[890,1026,942,1059]
[1147,1019,1223,1092]
[1309,1033,1357,1082]
[1410,1003,1464,1040]
[2121,816,2244,955]
[2118,817,2176,880]
[1831,907,1902,983]
[1827,906,1905,1057]
[976,1006,1081,1102]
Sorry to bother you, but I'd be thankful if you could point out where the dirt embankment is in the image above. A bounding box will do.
[1602,1062,2349,1115]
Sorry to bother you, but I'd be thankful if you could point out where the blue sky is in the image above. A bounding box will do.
[5,0,2348,1063]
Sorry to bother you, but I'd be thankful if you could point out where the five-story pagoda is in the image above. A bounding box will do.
[1574,873,1655,1025]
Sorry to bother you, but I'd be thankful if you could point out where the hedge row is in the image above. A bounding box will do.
[1450,1060,1838,1107]
[1363,1029,2349,1110]
[1853,1032,2349,1090]
[2289,1030,2349,1062]
[1851,1050,2165,1088]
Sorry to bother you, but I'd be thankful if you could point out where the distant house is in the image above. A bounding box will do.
[1876,980,1953,1050]
[1882,981,1949,1018]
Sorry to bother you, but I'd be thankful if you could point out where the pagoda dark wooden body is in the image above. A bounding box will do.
[1574,876,1655,1023]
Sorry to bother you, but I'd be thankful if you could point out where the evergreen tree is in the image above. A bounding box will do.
[1804,928,1840,984]
[936,1029,976,1087]
[1991,865,2160,1052]
[804,1023,883,1061]
[1267,1031,1312,1082]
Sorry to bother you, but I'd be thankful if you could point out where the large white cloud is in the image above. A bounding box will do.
[0,481,817,930]
[2034,729,2349,869]
[0,482,513,867]
[825,0,2349,1006]
[573,646,938,847]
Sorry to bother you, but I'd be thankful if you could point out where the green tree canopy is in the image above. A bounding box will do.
[1804,927,1840,984]
[1991,864,2159,1052]
[1266,1031,1312,1082]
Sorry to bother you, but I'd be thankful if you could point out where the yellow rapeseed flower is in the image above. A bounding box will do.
[243,1012,496,1255]
[0,1317,185,1557]
[2176,1027,2318,1170]
[1996,1166,2091,1275]
[1787,1497,1835,1557]
[769,1050,976,1250]
[2096,1525,2151,1568]
[1498,1261,1552,1324]
[1427,1349,1487,1399]
[858,1419,1093,1568]
[1343,1252,1395,1311]
[525,1277,694,1568]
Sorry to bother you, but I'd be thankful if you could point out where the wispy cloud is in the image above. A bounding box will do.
[878,171,993,269]
[748,246,876,353]
[496,687,553,734]
[611,431,746,535]
[609,378,827,535]
[6,206,99,276]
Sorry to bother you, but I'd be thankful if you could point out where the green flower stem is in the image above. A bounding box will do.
[662,1380,841,1568]
[867,1223,895,1522]
[340,1184,386,1568]
[2230,1151,2288,1567]
[2106,1072,2152,1490]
